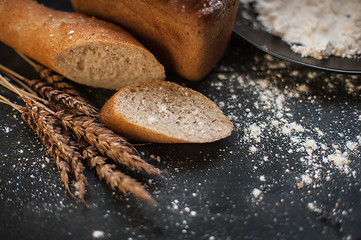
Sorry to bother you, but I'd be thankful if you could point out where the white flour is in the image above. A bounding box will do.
[215,53,360,209]
[242,0,361,59]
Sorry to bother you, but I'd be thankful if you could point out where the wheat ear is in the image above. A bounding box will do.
[80,144,157,205]
[0,64,98,117]
[0,76,89,202]
[24,98,90,202]
[16,51,82,96]
[1,74,161,205]
[56,112,163,176]
[0,94,74,198]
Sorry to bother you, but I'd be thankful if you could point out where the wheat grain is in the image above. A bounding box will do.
[23,98,90,202]
[16,51,84,96]
[0,64,98,117]
[0,94,75,198]
[1,69,162,205]
[82,145,157,205]
[56,112,162,176]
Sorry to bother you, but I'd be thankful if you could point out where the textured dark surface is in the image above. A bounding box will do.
[0,1,361,240]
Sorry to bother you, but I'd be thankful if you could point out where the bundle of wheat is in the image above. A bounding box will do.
[0,55,162,206]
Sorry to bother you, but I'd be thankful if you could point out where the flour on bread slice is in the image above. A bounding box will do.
[100,80,233,143]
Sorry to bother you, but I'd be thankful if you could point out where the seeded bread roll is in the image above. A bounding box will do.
[99,80,233,143]
[0,0,165,89]
[71,0,239,81]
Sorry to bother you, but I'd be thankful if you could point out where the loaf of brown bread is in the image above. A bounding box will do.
[71,0,239,81]
[0,0,165,89]
[99,80,233,143]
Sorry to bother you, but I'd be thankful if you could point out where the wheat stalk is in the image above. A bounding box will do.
[47,98,162,177]
[50,101,159,204]
[16,51,82,96]
[0,64,98,117]
[0,73,161,205]
[23,98,89,202]
[17,95,155,204]
[0,76,89,202]
[56,112,163,176]
[0,94,75,198]
[81,144,157,205]
[0,70,161,176]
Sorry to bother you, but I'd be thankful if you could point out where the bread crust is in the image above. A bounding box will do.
[0,0,165,89]
[71,0,239,81]
[99,80,233,143]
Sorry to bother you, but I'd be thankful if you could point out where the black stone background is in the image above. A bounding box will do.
[0,1,360,240]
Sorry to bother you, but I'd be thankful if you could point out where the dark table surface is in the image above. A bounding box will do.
[0,1,361,240]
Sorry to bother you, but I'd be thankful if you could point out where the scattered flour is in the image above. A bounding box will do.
[251,188,262,199]
[199,0,224,15]
[301,174,313,185]
[249,145,258,153]
[307,202,322,214]
[241,0,361,59]
[92,230,105,239]
[249,123,262,140]
[259,175,266,182]
[222,54,360,197]
[327,151,349,172]
[346,141,358,151]
[281,122,304,136]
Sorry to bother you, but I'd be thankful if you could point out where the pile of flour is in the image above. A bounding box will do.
[241,0,361,59]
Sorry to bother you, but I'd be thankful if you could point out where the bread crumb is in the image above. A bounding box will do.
[217,74,227,80]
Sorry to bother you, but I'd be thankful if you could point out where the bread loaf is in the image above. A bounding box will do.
[99,80,233,143]
[71,0,239,81]
[0,0,165,89]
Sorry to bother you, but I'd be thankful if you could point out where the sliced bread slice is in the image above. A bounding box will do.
[99,80,233,143]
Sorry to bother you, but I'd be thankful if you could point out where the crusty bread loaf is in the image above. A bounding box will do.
[99,80,233,143]
[71,0,239,81]
[0,0,165,89]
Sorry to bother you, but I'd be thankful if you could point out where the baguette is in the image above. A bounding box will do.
[71,0,239,81]
[0,0,165,89]
[99,80,233,143]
